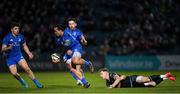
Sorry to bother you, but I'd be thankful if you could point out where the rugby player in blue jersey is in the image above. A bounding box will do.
[64,18,93,86]
[51,24,93,88]
[1,22,43,89]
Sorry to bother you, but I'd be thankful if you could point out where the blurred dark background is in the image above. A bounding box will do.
[0,0,180,71]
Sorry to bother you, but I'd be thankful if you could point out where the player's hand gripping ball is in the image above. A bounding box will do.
[51,53,60,64]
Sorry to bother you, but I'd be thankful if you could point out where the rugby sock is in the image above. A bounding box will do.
[81,77,88,85]
[84,60,90,66]
[82,71,85,77]
[70,71,84,85]
[70,71,79,81]
[160,75,166,78]
[13,75,28,88]
[160,75,168,80]
[32,79,43,88]
[149,75,163,85]
[162,78,168,80]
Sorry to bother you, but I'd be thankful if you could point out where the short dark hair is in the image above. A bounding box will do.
[51,24,65,32]
[10,22,20,29]
[67,18,77,23]
[99,68,109,72]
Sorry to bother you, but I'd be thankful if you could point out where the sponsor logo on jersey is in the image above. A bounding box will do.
[64,40,70,46]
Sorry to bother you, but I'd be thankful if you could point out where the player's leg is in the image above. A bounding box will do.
[70,70,83,86]
[143,81,156,87]
[148,72,175,86]
[70,64,83,85]
[63,54,83,84]
[70,69,90,88]
[70,64,82,81]
[76,65,84,77]
[66,62,90,88]
[134,75,163,87]
[66,62,83,79]
[65,56,83,80]
[80,58,94,73]
[71,51,94,73]
[18,59,43,89]
[141,75,163,87]
[8,64,28,88]
[142,72,175,87]
[136,76,151,83]
[72,55,94,88]
[18,59,35,79]
[164,72,176,81]
[134,75,156,87]
[76,65,85,85]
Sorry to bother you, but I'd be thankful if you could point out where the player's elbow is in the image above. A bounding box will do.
[121,75,126,80]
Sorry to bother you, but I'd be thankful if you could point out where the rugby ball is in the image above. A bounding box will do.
[51,53,60,63]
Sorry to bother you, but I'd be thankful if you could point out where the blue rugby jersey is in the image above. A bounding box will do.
[2,33,25,58]
[64,28,83,44]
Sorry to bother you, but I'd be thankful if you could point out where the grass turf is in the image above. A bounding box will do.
[0,71,180,93]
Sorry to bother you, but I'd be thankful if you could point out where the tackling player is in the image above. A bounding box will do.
[99,68,176,88]
[1,22,43,89]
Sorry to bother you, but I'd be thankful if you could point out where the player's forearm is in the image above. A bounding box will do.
[111,79,121,88]
[1,46,11,52]
[118,83,121,88]
[111,75,126,88]
[81,39,87,45]
[81,36,87,45]
[112,75,126,87]
[23,45,31,55]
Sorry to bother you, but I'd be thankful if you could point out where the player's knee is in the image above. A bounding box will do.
[76,66,81,70]
[67,50,72,55]
[76,68,82,72]
[24,67,31,73]
[70,68,75,72]
[72,57,79,64]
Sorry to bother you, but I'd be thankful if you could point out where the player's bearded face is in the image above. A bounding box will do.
[11,26,20,36]
[68,21,77,30]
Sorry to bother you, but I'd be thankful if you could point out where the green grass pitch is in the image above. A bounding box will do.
[0,71,180,93]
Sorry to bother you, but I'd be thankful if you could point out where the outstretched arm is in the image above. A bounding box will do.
[80,35,87,46]
[22,42,33,59]
[110,75,126,88]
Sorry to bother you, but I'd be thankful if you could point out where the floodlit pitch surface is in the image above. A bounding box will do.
[0,71,180,93]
